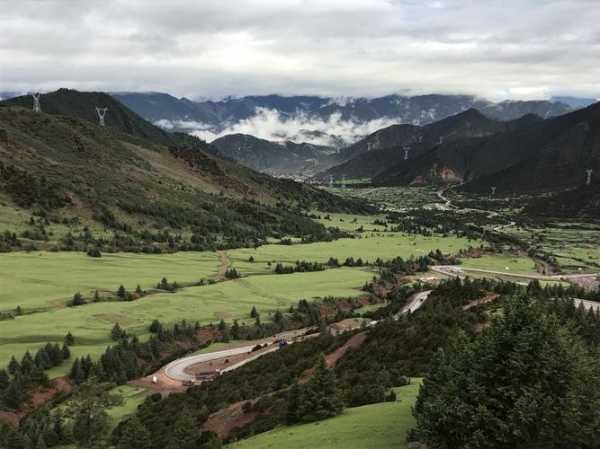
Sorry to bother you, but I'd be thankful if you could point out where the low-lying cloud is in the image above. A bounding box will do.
[155,107,400,147]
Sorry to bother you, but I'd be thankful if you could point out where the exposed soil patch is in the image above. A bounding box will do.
[462,293,500,311]
[203,401,259,440]
[216,250,230,280]
[0,377,72,427]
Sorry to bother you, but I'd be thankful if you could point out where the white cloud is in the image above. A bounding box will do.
[155,107,400,147]
[0,1,599,100]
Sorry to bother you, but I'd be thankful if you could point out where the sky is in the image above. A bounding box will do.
[1,0,599,101]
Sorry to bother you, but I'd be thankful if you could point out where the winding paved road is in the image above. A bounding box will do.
[394,290,433,320]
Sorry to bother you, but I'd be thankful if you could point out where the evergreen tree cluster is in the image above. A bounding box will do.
[273,260,326,274]
[156,277,179,292]
[0,408,70,449]
[286,354,343,424]
[69,320,201,386]
[1,343,70,410]
[0,162,68,210]
[412,297,600,449]
[224,268,240,279]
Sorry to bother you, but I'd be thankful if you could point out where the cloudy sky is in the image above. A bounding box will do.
[1,0,599,100]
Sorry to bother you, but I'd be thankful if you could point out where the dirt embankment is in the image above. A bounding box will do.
[216,250,230,280]
[0,377,72,427]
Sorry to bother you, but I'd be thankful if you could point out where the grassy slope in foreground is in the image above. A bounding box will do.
[228,381,421,449]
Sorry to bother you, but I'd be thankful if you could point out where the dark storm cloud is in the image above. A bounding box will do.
[1,0,599,99]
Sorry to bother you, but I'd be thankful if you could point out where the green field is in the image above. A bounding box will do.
[106,385,150,425]
[460,254,538,274]
[324,186,440,210]
[0,251,220,312]
[0,224,480,376]
[227,381,422,449]
[0,266,374,375]
[229,232,479,274]
[504,223,600,273]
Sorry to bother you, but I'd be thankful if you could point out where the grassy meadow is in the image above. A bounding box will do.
[0,210,480,377]
[227,381,422,449]
[459,254,538,274]
[0,251,220,312]
[0,265,374,375]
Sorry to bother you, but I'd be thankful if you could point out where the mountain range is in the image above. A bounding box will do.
[112,92,572,146]
[315,109,542,181]
[372,101,600,194]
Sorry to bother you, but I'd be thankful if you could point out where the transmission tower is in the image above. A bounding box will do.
[491,186,497,196]
[403,146,410,161]
[95,107,108,126]
[586,169,593,186]
[341,175,346,189]
[32,93,41,113]
[329,175,334,187]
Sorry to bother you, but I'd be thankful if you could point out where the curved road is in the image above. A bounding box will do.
[164,345,261,382]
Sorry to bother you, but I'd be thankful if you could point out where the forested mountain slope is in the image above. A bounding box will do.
[211,133,338,176]
[0,90,366,251]
[374,102,600,196]
[316,109,530,181]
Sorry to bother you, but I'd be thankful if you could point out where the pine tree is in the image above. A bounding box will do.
[8,356,20,375]
[250,306,258,318]
[166,409,202,449]
[61,344,71,360]
[4,377,25,409]
[286,382,301,424]
[69,359,85,384]
[231,320,240,339]
[71,292,85,306]
[64,332,75,346]
[116,416,152,449]
[296,354,343,422]
[0,369,9,390]
[111,323,124,341]
[117,285,127,300]
[70,393,111,448]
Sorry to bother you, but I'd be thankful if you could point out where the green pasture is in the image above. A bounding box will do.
[325,185,440,210]
[106,385,150,425]
[460,254,538,274]
[227,380,422,449]
[229,232,479,275]
[0,251,220,312]
[0,267,373,375]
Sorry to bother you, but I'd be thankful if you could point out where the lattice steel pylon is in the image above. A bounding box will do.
[95,107,108,126]
[32,93,41,113]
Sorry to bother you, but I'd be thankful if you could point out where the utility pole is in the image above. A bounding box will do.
[586,169,593,186]
[95,107,108,126]
[32,93,41,113]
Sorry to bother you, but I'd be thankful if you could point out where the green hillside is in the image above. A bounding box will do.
[0,90,367,252]
[227,382,421,449]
